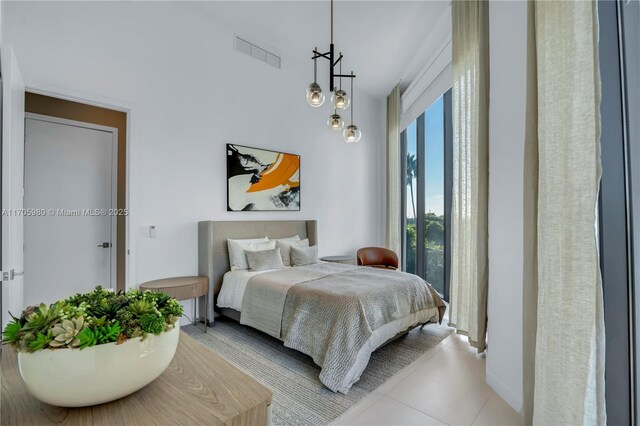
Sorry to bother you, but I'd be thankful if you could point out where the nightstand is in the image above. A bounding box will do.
[139,276,209,332]
[320,255,355,265]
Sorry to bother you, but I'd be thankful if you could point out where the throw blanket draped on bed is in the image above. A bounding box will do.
[240,263,444,393]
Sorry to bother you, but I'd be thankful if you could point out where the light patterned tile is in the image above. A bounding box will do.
[472,392,523,426]
[331,391,385,425]
[386,346,492,425]
[344,396,448,426]
[376,345,447,394]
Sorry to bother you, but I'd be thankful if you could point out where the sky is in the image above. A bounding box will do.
[405,95,445,217]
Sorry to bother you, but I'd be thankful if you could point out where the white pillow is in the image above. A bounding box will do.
[227,237,269,271]
[276,238,309,267]
[291,245,319,267]
[274,235,300,243]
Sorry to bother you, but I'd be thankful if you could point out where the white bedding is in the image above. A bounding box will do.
[217,268,279,311]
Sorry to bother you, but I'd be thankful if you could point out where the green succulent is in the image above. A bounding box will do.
[49,317,86,348]
[90,301,124,320]
[27,331,53,351]
[115,310,142,339]
[22,303,61,334]
[90,315,108,328]
[97,322,122,344]
[76,327,98,349]
[139,314,164,335]
[127,299,155,317]
[1,319,22,345]
[3,286,184,352]
[159,298,184,317]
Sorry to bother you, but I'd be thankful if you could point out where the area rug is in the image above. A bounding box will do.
[182,319,452,426]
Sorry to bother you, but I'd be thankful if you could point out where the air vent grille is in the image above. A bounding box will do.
[235,36,281,69]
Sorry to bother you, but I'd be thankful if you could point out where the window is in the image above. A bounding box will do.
[401,89,452,300]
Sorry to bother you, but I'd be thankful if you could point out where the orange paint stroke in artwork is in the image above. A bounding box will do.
[247,153,300,193]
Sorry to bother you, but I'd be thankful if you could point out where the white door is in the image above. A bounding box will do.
[1,47,25,328]
[24,114,117,306]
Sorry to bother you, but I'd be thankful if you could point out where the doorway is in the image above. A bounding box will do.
[24,93,128,299]
[24,114,118,305]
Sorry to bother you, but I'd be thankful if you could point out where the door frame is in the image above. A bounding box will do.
[24,112,119,290]
[23,86,136,290]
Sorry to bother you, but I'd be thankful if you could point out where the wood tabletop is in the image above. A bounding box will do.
[140,276,207,289]
[139,276,209,302]
[1,332,272,425]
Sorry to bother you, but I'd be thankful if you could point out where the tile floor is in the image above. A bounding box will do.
[332,334,524,426]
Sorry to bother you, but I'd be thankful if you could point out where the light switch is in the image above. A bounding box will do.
[140,225,156,238]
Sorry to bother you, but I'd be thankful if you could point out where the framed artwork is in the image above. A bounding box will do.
[226,144,300,211]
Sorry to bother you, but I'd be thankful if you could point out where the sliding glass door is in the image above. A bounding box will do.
[401,90,452,300]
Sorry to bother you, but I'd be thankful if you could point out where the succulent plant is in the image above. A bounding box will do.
[22,303,60,334]
[3,286,184,352]
[139,314,164,335]
[90,301,124,320]
[127,299,155,317]
[1,319,22,345]
[27,331,53,351]
[97,322,122,344]
[76,327,98,349]
[49,317,86,348]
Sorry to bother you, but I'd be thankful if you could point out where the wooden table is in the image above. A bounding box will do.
[140,276,209,332]
[1,332,272,425]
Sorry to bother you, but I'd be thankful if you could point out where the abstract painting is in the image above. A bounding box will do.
[227,144,300,211]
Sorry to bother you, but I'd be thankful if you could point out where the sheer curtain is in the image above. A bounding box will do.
[386,85,401,258]
[523,1,606,424]
[448,0,489,352]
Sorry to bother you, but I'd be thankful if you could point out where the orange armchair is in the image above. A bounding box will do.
[356,247,399,270]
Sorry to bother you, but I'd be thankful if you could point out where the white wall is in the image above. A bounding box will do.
[2,2,386,320]
[486,0,527,413]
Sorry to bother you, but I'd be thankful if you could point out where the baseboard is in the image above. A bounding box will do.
[486,370,523,414]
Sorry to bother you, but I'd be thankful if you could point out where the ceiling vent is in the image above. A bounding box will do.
[235,36,281,69]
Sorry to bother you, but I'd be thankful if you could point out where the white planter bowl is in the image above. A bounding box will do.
[17,322,180,407]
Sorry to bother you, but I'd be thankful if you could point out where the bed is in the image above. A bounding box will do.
[198,220,445,393]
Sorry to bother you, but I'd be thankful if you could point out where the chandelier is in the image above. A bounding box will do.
[306,0,362,143]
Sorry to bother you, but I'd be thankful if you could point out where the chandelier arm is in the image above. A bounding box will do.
[313,56,317,83]
[350,73,354,124]
[330,43,335,92]
[312,50,331,60]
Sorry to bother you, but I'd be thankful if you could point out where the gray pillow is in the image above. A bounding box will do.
[245,247,284,271]
[291,245,319,267]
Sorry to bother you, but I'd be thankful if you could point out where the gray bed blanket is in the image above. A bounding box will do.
[240,262,444,393]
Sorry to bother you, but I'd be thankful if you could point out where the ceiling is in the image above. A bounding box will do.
[190,1,451,100]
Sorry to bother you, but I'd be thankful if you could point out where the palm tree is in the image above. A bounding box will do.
[406,153,417,220]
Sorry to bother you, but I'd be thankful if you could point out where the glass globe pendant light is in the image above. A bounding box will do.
[343,72,362,143]
[331,58,350,110]
[327,110,344,131]
[306,52,325,107]
[343,125,361,143]
[331,89,350,110]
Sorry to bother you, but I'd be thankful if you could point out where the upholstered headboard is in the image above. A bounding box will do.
[198,220,317,321]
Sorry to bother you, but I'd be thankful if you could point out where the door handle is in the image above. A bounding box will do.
[97,242,111,248]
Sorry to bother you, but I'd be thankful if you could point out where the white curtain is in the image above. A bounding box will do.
[386,85,401,258]
[448,0,489,352]
[524,1,606,424]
